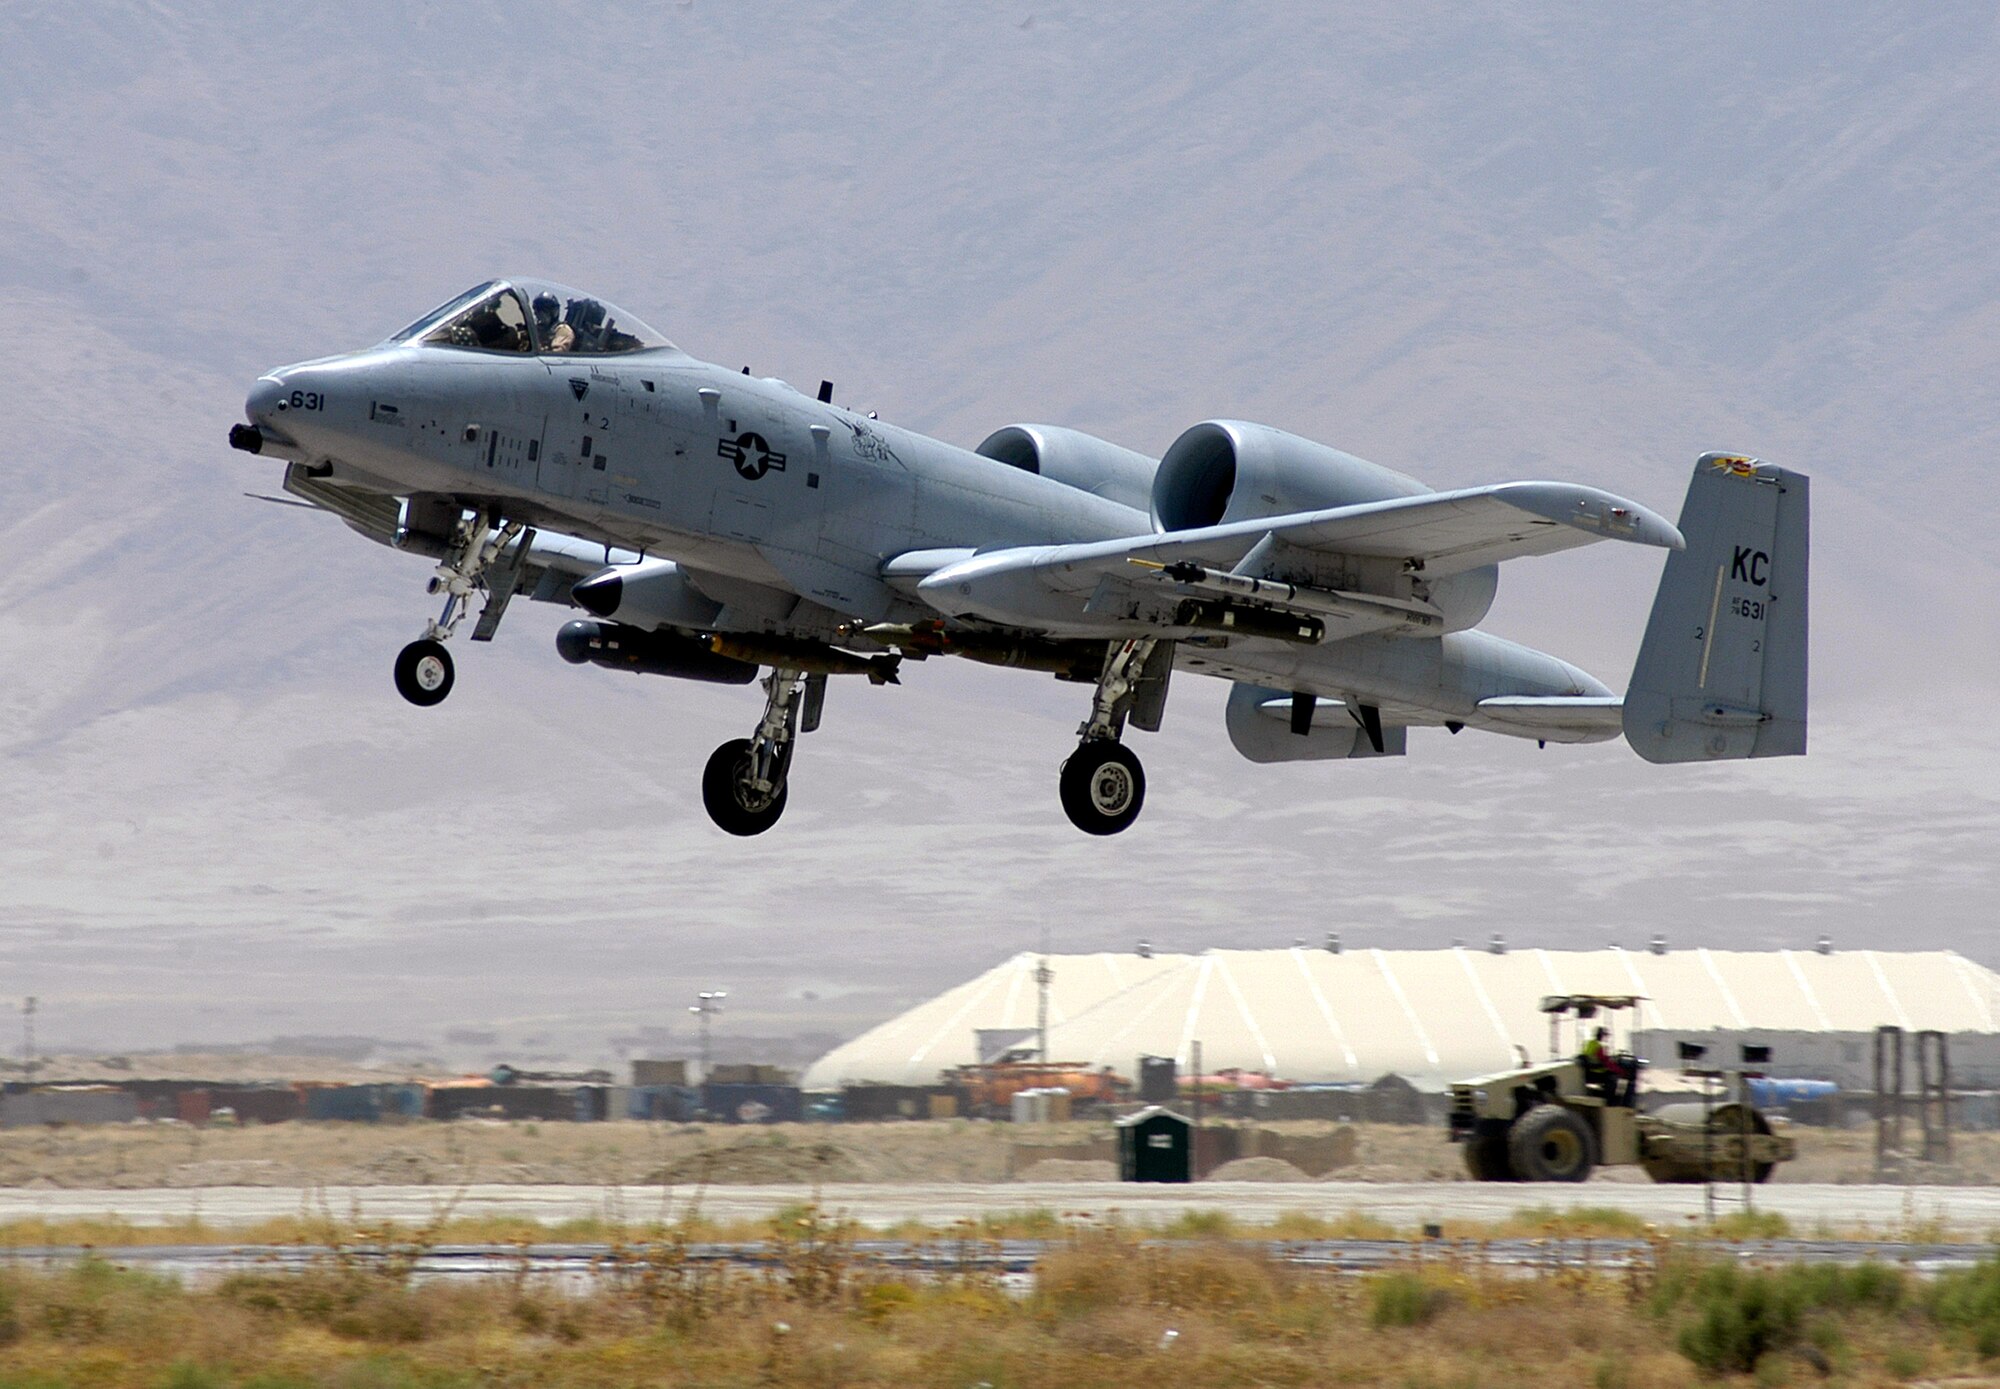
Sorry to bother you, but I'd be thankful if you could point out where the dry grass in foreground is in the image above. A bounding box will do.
[2,1210,2000,1387]
[0,1197,1945,1251]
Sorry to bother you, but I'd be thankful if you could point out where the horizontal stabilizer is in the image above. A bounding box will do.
[1623,455,1809,762]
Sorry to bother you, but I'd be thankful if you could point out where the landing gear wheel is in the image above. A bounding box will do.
[394,639,455,707]
[1059,740,1145,836]
[1463,1134,1515,1182]
[702,737,788,837]
[1507,1104,1596,1183]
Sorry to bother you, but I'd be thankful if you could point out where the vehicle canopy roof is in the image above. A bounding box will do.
[388,279,675,356]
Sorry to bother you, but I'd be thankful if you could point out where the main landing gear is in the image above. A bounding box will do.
[1059,637,1160,836]
[393,509,529,707]
[702,666,826,836]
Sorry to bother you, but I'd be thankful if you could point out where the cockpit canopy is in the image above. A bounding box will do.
[389,279,674,356]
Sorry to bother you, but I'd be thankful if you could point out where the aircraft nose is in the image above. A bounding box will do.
[246,375,286,425]
[232,375,292,455]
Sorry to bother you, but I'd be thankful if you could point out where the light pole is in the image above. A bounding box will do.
[689,990,726,1083]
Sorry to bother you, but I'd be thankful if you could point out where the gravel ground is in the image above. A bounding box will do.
[0,1118,1988,1190]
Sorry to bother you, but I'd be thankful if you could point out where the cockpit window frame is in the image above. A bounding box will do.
[520,280,674,356]
[388,281,504,344]
[389,279,676,357]
[415,285,536,355]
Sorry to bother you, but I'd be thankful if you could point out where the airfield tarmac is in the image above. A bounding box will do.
[0,1181,1988,1235]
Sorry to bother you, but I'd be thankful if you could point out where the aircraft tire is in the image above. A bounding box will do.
[1059,740,1145,835]
[394,639,455,707]
[702,738,788,836]
[1507,1104,1596,1183]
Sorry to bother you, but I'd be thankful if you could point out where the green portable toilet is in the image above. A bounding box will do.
[1117,1105,1192,1183]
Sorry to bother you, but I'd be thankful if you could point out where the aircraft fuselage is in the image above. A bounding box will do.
[247,341,1606,728]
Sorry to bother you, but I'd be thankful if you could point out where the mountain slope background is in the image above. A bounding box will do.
[1,3,1994,1062]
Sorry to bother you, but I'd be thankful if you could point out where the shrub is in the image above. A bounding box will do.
[1675,1268,1801,1375]
[161,1363,227,1389]
[1931,1256,2000,1357]
[1370,1270,1450,1329]
[1033,1239,1142,1319]
[1656,1259,1904,1377]
[1710,1208,1793,1240]
[1161,1208,1236,1240]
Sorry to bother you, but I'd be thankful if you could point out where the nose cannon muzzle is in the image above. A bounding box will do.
[229,423,264,454]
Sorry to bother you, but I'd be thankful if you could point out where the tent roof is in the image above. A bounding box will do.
[801,948,2000,1092]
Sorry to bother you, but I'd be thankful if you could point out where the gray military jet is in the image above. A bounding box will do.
[232,279,1808,836]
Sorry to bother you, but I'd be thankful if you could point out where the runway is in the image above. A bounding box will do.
[0,1182,1988,1235]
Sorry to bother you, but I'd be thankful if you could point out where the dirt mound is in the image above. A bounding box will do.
[646,1142,867,1185]
[1208,1156,1309,1182]
[1012,1158,1118,1182]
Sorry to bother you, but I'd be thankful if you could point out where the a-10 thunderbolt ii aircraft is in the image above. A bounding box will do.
[231,279,1808,836]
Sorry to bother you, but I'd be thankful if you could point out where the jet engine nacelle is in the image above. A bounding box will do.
[976,424,1156,513]
[555,620,758,684]
[1151,420,1430,532]
[570,558,723,631]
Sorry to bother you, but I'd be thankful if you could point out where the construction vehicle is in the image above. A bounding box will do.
[1447,994,1795,1183]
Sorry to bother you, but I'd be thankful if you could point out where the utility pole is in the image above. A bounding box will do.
[1035,958,1054,1064]
[688,990,726,1083]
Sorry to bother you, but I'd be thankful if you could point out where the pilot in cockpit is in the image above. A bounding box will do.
[533,293,574,353]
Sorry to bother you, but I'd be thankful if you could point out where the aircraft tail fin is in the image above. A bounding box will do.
[1622,454,1809,763]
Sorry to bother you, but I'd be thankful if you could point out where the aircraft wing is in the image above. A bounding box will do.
[1173,481,1683,576]
[910,481,1681,632]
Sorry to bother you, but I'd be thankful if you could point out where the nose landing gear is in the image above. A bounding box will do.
[392,510,527,707]
[701,667,824,836]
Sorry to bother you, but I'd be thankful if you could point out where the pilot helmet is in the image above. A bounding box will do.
[531,292,561,327]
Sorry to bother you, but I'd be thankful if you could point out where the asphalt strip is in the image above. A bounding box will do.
[0,1182,1990,1235]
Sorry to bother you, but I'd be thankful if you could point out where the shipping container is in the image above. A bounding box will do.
[303,1086,384,1122]
[379,1084,427,1119]
[621,1085,698,1121]
[209,1087,302,1124]
[707,1063,793,1085]
[429,1085,579,1121]
[0,1088,140,1128]
[631,1060,689,1087]
[701,1083,802,1124]
[838,1084,960,1121]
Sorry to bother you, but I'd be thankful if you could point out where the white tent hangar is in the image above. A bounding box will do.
[800,947,2000,1093]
